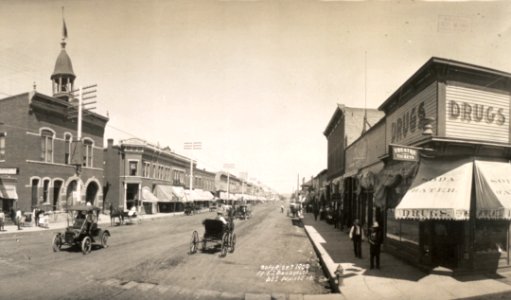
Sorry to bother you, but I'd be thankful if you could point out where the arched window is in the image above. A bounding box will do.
[43,179,50,203]
[41,129,54,162]
[82,139,93,167]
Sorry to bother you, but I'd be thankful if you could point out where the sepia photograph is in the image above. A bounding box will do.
[1,0,511,299]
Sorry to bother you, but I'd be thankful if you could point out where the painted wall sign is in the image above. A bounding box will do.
[445,84,510,143]
[386,83,437,147]
[0,168,18,175]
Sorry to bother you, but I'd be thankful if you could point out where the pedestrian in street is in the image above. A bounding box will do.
[313,206,319,221]
[15,209,23,230]
[349,219,363,258]
[0,208,5,231]
[368,221,383,269]
[280,205,284,213]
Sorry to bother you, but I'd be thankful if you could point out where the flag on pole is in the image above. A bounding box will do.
[63,19,68,39]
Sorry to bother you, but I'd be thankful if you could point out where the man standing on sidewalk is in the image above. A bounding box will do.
[349,219,363,258]
[15,209,22,230]
[368,221,383,269]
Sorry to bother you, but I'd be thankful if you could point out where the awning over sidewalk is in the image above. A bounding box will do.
[141,186,159,203]
[475,160,511,219]
[155,185,188,202]
[0,179,18,199]
[395,158,473,220]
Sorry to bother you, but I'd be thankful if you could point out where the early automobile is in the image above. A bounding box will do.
[189,218,236,257]
[52,205,110,255]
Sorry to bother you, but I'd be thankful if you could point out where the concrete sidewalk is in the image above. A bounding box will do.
[302,213,511,300]
[0,210,189,235]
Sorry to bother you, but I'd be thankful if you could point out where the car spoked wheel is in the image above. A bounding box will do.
[101,232,110,248]
[52,234,62,252]
[81,236,92,255]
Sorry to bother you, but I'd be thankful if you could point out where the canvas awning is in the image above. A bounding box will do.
[155,185,188,202]
[395,158,473,220]
[0,179,18,199]
[141,186,159,203]
[195,189,214,201]
[184,189,200,202]
[475,160,511,219]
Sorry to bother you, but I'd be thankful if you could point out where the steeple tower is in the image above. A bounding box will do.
[51,14,75,101]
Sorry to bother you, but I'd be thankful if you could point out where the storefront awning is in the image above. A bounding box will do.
[475,160,511,219]
[155,185,188,202]
[0,179,18,200]
[141,186,159,203]
[395,158,473,220]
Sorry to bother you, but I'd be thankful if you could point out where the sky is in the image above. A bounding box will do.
[1,0,511,194]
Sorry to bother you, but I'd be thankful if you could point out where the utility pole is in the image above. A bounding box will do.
[184,142,202,191]
[224,163,235,203]
[69,84,97,207]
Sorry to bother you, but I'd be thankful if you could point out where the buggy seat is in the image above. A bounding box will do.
[203,219,225,239]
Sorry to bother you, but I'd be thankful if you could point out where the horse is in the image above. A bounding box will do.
[110,207,125,226]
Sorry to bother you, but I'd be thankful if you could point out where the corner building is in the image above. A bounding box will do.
[365,57,511,273]
[0,36,108,218]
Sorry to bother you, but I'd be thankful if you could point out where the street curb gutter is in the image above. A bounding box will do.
[303,225,344,297]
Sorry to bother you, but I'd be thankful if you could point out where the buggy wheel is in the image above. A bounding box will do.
[202,239,207,252]
[81,236,92,255]
[221,233,229,257]
[52,233,62,252]
[101,231,110,248]
[229,233,236,253]
[190,231,199,254]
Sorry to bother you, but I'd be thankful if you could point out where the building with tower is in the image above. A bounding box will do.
[0,21,108,222]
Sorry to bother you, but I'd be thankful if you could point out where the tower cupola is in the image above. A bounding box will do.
[51,20,75,101]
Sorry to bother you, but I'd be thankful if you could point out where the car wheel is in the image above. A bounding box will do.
[101,231,110,248]
[52,234,62,252]
[81,236,92,255]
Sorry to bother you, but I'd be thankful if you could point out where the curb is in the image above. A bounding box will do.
[303,225,345,298]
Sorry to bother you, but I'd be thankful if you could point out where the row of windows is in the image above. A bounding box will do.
[6,129,96,167]
[129,160,214,190]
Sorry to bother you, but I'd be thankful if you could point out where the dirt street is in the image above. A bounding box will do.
[0,203,330,299]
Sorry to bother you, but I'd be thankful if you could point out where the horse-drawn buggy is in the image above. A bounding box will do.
[235,204,251,220]
[51,205,110,255]
[189,217,236,257]
[110,206,141,225]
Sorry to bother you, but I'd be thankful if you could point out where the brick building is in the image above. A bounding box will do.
[0,35,108,218]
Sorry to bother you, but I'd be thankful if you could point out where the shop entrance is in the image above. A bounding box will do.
[422,221,464,268]
[126,183,139,210]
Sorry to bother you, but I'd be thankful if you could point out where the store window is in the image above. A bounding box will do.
[474,220,508,254]
[41,129,54,163]
[386,209,419,245]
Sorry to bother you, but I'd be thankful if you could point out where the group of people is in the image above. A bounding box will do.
[349,219,383,269]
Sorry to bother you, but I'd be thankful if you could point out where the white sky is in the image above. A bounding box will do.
[1,0,511,194]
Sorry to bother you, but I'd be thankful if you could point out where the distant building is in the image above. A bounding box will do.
[103,138,192,213]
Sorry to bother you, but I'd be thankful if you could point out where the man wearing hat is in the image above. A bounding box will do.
[216,211,227,225]
[368,221,383,269]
